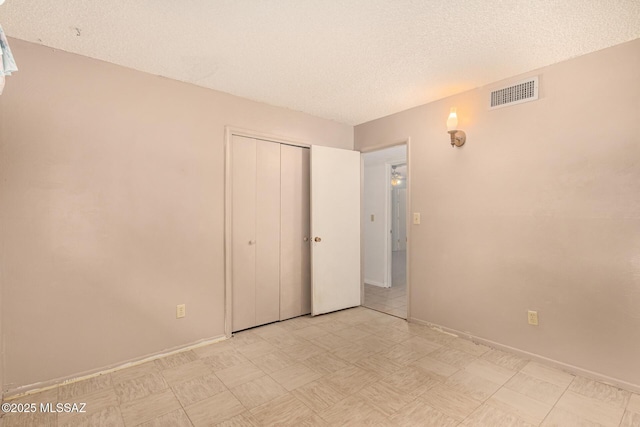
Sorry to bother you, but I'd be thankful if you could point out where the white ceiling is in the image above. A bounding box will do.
[1,1,639,125]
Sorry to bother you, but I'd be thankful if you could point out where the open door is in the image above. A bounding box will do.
[310,145,361,315]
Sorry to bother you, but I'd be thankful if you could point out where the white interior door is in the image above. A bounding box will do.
[311,145,361,315]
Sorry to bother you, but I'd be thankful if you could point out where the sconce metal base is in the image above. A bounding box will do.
[448,130,466,148]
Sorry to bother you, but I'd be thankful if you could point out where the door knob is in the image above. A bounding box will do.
[303,237,309,242]
[249,240,256,245]
[314,237,322,242]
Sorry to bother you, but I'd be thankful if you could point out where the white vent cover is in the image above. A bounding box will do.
[490,76,539,109]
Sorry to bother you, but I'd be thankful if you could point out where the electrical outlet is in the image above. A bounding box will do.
[176,304,186,319]
[527,310,538,326]
[370,214,375,222]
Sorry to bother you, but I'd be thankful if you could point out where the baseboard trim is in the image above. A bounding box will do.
[3,334,228,399]
[409,317,640,394]
[364,279,389,288]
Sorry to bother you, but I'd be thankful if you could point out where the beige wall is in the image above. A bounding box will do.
[356,39,640,388]
[0,39,352,394]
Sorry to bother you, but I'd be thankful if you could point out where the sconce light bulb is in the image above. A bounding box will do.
[446,107,458,131]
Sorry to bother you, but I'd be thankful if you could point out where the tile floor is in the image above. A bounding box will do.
[2,306,639,426]
[364,250,407,318]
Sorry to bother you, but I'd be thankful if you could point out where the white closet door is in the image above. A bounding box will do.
[255,140,281,325]
[310,145,361,315]
[231,135,257,331]
[280,145,311,320]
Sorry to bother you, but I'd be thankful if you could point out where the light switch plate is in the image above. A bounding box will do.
[413,213,421,225]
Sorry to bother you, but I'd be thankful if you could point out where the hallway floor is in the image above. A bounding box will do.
[2,307,638,426]
[364,250,407,318]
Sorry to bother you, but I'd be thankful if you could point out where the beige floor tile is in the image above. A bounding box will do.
[541,407,603,427]
[114,372,168,404]
[3,411,58,427]
[57,387,119,425]
[262,333,305,349]
[154,351,198,371]
[620,410,640,427]
[569,376,631,409]
[332,326,372,341]
[412,328,456,345]
[192,339,236,358]
[370,326,411,343]
[111,362,160,385]
[215,363,265,389]
[277,316,312,331]
[59,374,113,400]
[309,333,351,351]
[330,342,377,364]
[161,359,213,387]
[324,365,380,395]
[628,393,640,414]
[554,390,625,426]
[292,326,331,340]
[297,413,331,426]
[355,334,395,354]
[229,375,287,409]
[171,373,227,407]
[270,363,322,391]
[231,331,263,348]
[250,351,296,374]
[204,350,250,371]
[303,352,350,375]
[463,403,536,427]
[185,391,245,427]
[356,380,415,417]
[421,383,482,421]
[389,400,459,427]
[411,356,459,381]
[120,388,181,427]
[383,343,433,366]
[317,395,389,426]
[59,405,124,427]
[234,340,277,361]
[447,338,491,357]
[444,369,502,401]
[481,349,529,371]
[137,408,192,427]
[251,323,289,339]
[281,342,326,361]
[213,413,257,427]
[487,387,553,425]
[5,388,58,405]
[355,353,404,377]
[291,379,346,412]
[249,394,314,426]
[505,372,566,406]
[379,365,438,398]
[428,347,477,369]
[464,359,516,385]
[520,361,574,388]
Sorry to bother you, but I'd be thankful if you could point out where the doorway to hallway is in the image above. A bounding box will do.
[362,144,408,319]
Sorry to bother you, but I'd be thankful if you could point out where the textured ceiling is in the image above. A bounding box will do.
[1,1,639,125]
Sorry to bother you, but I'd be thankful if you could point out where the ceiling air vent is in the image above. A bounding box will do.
[489,76,538,110]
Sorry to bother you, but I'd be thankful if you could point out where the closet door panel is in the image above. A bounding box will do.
[255,140,281,325]
[231,136,257,332]
[280,145,311,320]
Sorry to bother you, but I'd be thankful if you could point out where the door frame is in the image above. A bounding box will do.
[360,138,411,319]
[224,126,310,338]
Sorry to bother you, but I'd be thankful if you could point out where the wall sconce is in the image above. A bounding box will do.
[446,107,466,148]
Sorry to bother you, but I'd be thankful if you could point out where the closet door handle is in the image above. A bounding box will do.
[248,240,256,245]
[303,237,309,242]
[314,237,322,242]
